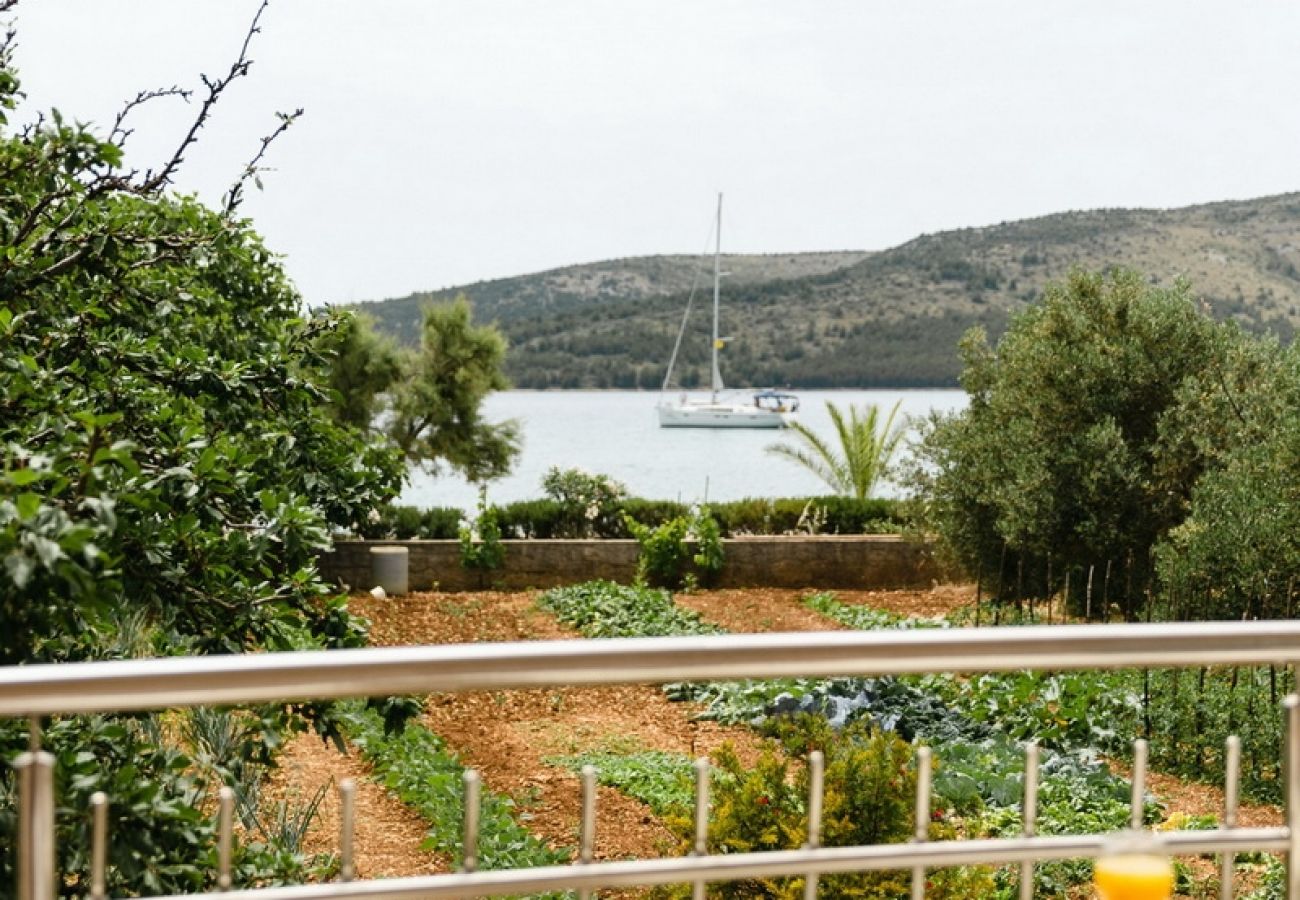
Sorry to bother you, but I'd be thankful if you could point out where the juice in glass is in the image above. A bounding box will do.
[1093,852,1174,900]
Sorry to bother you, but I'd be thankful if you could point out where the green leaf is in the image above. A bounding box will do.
[7,468,41,486]
[16,492,40,520]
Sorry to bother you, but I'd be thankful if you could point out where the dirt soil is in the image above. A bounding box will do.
[274,583,1280,895]
[350,590,770,867]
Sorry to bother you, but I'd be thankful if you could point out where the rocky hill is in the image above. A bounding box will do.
[352,193,1300,388]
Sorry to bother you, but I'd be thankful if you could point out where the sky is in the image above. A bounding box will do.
[10,1,1300,307]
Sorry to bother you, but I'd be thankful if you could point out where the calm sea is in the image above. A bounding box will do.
[400,389,968,511]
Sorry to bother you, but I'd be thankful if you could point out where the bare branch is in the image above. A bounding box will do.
[139,0,271,193]
[109,85,192,149]
[222,106,302,215]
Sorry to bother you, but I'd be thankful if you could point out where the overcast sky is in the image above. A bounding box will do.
[11,2,1300,306]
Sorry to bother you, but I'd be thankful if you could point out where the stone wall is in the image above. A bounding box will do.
[319,535,946,593]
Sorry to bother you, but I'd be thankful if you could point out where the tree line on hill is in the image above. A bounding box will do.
[353,193,1300,389]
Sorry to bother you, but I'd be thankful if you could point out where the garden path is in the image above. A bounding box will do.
[350,590,770,865]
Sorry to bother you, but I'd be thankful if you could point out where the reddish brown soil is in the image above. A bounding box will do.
[349,590,769,866]
[264,734,448,878]
[272,583,1279,896]
[675,584,977,632]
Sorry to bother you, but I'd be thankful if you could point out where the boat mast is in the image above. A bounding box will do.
[711,192,724,396]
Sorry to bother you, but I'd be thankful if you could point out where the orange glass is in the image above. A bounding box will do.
[1093,851,1174,900]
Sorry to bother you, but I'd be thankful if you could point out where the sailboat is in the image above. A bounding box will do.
[657,194,799,429]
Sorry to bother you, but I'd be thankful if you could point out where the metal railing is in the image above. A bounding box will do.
[5,620,1300,899]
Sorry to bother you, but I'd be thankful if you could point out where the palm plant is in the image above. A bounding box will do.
[767,400,904,500]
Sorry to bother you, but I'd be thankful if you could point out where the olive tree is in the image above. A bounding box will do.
[1155,337,1300,620]
[909,268,1236,615]
[325,296,521,483]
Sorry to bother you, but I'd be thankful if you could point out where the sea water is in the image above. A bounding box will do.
[400,389,968,511]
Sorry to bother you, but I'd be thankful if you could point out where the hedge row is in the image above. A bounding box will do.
[357,496,906,540]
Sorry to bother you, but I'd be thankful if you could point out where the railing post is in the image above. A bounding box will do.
[1286,695,1300,898]
[802,751,824,900]
[912,746,932,900]
[338,779,356,883]
[14,749,56,900]
[1019,742,1039,900]
[691,757,710,900]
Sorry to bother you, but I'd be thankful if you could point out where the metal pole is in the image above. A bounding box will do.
[10,623,1300,718]
[1018,742,1039,900]
[578,765,597,900]
[692,757,710,900]
[1221,736,1240,900]
[1286,695,1300,898]
[802,751,824,900]
[218,786,235,892]
[912,747,932,900]
[1131,738,1148,829]
[339,779,357,883]
[710,193,724,396]
[14,750,56,900]
[462,771,481,875]
[90,791,109,900]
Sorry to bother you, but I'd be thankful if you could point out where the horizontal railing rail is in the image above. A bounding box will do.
[4,620,1300,899]
[5,620,1300,717]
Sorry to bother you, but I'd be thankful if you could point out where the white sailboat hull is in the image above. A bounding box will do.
[658,194,800,429]
[657,401,791,429]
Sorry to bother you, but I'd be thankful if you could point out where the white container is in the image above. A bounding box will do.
[369,546,409,596]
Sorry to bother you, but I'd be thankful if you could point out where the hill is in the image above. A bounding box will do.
[352,193,1300,388]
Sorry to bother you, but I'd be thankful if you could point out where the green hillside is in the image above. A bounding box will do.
[352,193,1300,388]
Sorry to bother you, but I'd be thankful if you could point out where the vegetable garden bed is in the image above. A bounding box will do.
[272,583,1284,897]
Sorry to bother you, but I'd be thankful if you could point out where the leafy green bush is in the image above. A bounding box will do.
[541,467,628,537]
[0,715,328,898]
[655,496,905,537]
[624,513,691,585]
[907,267,1239,613]
[624,505,724,588]
[458,489,505,573]
[0,34,421,888]
[659,718,994,900]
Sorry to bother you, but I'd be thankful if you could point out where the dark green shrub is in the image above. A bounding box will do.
[616,498,689,534]
[709,497,791,534]
[812,496,906,534]
[417,506,463,539]
[390,505,425,538]
[496,498,566,538]
[355,504,461,539]
[907,268,1240,613]
[624,506,724,588]
[708,496,905,536]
